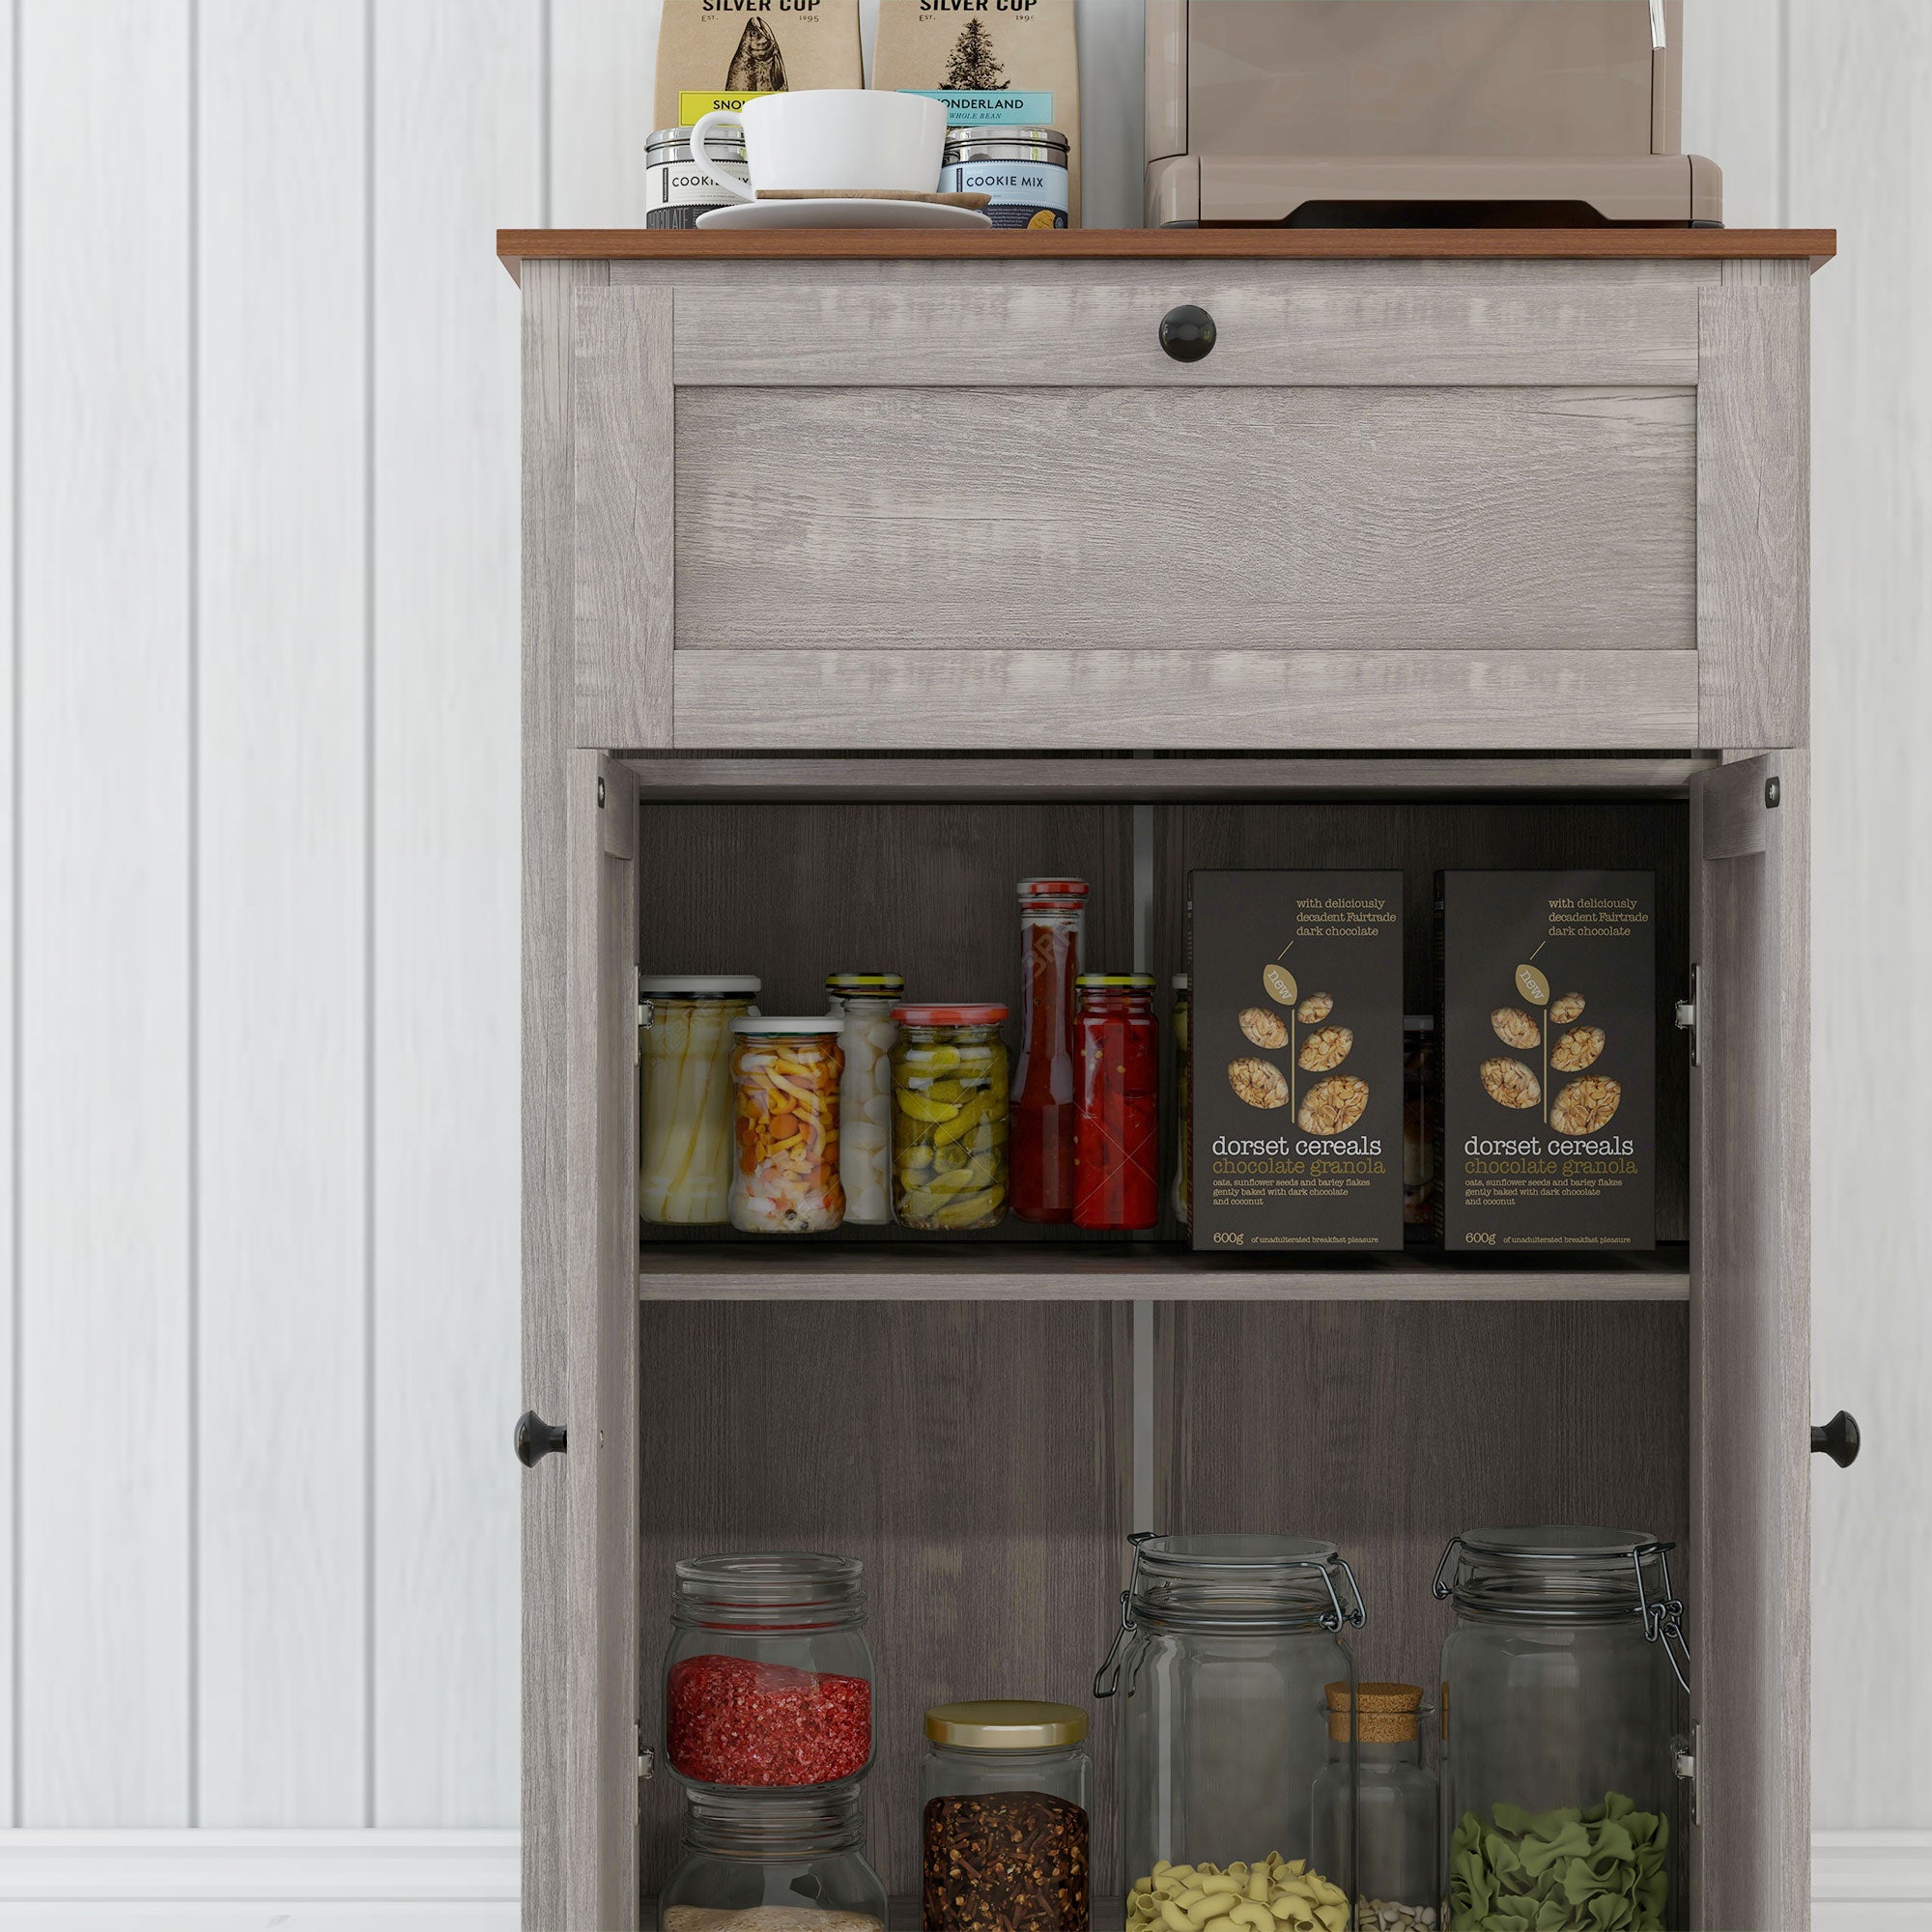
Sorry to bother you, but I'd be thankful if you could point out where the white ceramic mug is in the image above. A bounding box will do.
[688,89,948,203]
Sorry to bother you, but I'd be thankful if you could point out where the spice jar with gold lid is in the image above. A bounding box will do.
[1310,1682,1438,1928]
[922,1700,1091,1932]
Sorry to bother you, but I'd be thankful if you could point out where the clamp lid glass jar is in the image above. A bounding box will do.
[1097,1531,1366,1900]
[923,1700,1092,1932]
[1435,1526,1690,1932]
[730,1016,846,1235]
[891,1004,1010,1231]
[659,1784,887,1932]
[666,1552,874,1789]
[640,976,762,1225]
[825,975,903,1227]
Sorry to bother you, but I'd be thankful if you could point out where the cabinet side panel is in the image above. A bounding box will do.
[1689,754,1810,1929]
[637,1301,1132,1898]
[524,256,606,1930]
[1697,278,1810,749]
[575,285,674,750]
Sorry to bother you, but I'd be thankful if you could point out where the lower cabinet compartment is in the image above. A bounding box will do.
[636,1296,1689,1917]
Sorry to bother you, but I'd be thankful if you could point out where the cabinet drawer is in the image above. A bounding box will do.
[564,263,1803,753]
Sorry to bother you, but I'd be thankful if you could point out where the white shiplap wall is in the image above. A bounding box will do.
[0,0,1925,1875]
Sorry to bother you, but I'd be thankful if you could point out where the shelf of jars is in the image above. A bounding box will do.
[638,1538,1690,1932]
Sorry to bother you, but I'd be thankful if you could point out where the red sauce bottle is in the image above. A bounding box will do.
[1011,879,1087,1223]
[1072,974,1160,1231]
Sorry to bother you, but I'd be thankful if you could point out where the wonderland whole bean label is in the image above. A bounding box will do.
[1189,870,1404,1251]
[1435,870,1656,1251]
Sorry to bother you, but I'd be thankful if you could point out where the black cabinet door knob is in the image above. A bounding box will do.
[1810,1409,1860,1467]
[515,1409,568,1467]
[1159,304,1216,362]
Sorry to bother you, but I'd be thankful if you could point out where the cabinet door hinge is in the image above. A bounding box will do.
[1675,963,1699,1068]
[1675,1720,1700,1827]
[636,968,646,1066]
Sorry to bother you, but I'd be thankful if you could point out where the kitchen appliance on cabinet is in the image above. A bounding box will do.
[1146,0,1721,229]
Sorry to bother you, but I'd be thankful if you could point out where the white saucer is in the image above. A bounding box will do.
[696,198,994,231]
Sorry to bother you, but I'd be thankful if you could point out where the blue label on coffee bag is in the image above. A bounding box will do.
[899,87,1053,126]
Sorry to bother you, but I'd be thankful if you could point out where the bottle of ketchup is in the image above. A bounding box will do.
[1011,878,1087,1222]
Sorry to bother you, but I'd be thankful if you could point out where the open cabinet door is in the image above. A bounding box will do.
[1689,752,1810,1931]
[525,752,641,1931]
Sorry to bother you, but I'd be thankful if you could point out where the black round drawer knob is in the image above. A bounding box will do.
[515,1409,568,1467]
[1159,304,1216,362]
[1810,1409,1860,1467]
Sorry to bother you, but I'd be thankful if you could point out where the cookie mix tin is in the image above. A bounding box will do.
[940,126,1069,230]
[645,125,750,230]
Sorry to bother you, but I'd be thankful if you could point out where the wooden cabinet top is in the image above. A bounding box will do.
[498,225,1835,278]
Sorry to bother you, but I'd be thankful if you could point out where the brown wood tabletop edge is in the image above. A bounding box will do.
[497,225,1836,280]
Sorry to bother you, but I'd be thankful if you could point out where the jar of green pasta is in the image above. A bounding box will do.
[888,1004,1009,1232]
[1434,1527,1690,1932]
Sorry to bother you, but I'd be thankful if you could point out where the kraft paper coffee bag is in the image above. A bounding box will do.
[654,0,863,133]
[871,0,1082,224]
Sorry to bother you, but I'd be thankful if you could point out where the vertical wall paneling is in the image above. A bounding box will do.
[550,0,658,226]
[370,0,538,1827]
[0,0,15,1833]
[1789,0,1932,1830]
[15,0,193,1823]
[1678,0,1785,228]
[193,0,370,1826]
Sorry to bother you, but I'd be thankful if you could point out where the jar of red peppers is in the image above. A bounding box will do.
[1012,879,1087,1223]
[666,1552,874,1790]
[1072,974,1159,1231]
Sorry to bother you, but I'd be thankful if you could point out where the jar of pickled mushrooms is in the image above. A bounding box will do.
[729,1017,845,1235]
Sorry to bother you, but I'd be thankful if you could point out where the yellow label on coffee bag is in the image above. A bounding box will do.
[678,89,774,124]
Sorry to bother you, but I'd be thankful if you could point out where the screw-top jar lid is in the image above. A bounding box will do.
[1173,974,1190,991]
[924,1699,1089,1749]
[731,1014,845,1035]
[672,1551,865,1628]
[682,1782,866,1854]
[640,974,761,996]
[826,973,904,993]
[891,1003,1009,1026]
[1076,973,1155,990]
[1018,878,1088,899]
[1324,1680,1422,1744]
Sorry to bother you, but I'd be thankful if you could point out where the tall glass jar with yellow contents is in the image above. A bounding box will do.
[729,1016,846,1235]
[889,1004,1009,1232]
[639,976,761,1225]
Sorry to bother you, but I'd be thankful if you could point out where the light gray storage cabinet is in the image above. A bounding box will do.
[509,230,1832,1932]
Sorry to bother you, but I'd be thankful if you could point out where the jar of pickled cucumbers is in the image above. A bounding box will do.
[825,973,903,1227]
[889,1005,1009,1232]
[729,1017,846,1235]
[640,976,762,1225]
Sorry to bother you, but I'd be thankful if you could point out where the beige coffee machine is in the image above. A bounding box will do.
[1146,1,1720,228]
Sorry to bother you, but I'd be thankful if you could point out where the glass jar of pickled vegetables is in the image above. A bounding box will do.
[640,976,762,1225]
[729,1017,845,1235]
[1073,974,1159,1231]
[1012,880,1086,1223]
[890,1005,1010,1232]
[825,973,903,1227]
[1171,975,1191,1226]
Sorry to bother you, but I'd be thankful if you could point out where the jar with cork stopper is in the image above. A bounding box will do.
[1310,1681,1437,1932]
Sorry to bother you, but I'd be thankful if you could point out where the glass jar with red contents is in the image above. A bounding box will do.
[666,1552,874,1790]
[1012,878,1087,1223]
[1072,974,1160,1231]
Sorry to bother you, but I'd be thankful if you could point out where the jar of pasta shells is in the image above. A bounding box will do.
[1096,1532,1365,1903]
[890,1005,1009,1232]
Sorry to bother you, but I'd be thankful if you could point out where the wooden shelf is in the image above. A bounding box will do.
[625,753,1716,803]
[500,225,1835,276]
[638,1240,1690,1302]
